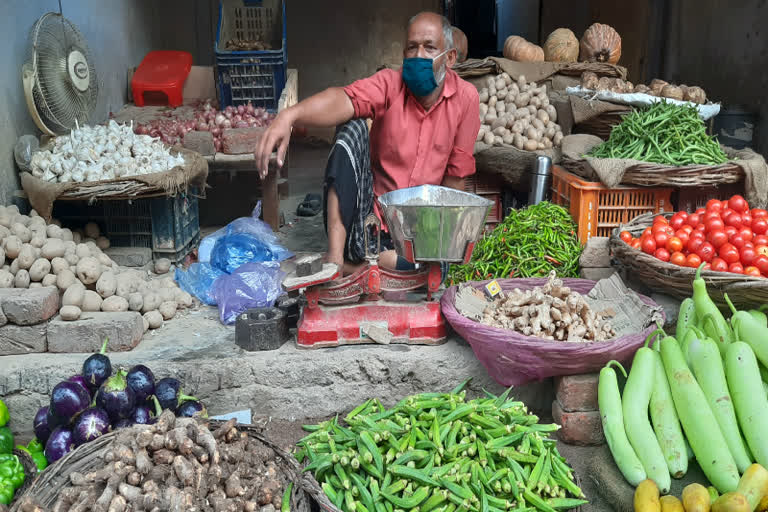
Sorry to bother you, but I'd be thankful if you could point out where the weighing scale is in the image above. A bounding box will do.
[283,185,493,348]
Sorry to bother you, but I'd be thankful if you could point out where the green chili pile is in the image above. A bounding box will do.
[298,380,587,512]
[588,102,728,166]
[447,202,581,285]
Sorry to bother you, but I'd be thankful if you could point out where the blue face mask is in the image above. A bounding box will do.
[402,49,448,97]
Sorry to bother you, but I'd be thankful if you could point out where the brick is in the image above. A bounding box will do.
[555,373,599,412]
[0,323,47,355]
[552,400,605,446]
[579,237,611,268]
[47,312,144,353]
[0,287,59,326]
[221,127,265,155]
[182,131,215,156]
[105,247,153,267]
[579,267,615,281]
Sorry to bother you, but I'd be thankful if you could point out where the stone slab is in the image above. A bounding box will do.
[555,373,599,412]
[552,400,605,446]
[580,237,611,268]
[47,312,144,353]
[0,287,59,326]
[105,247,153,267]
[0,323,47,355]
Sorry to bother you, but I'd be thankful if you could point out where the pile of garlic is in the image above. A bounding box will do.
[29,120,185,184]
[0,205,194,331]
[476,73,564,152]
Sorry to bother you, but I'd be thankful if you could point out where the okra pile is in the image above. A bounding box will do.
[297,382,587,512]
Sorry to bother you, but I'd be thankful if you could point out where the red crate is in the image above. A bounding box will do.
[674,182,745,213]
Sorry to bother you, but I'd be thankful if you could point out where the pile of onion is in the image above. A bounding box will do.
[133,100,276,152]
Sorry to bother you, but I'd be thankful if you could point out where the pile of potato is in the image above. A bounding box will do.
[476,72,564,152]
[0,204,193,330]
[580,72,708,104]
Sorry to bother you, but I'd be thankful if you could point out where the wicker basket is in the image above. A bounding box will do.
[8,449,37,506]
[573,110,630,140]
[610,212,768,308]
[12,422,313,512]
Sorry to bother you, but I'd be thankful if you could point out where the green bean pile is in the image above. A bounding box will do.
[447,202,581,285]
[298,381,587,512]
[588,101,728,166]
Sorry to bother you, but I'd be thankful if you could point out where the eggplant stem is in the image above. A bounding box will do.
[151,395,163,416]
[178,393,198,405]
[605,360,627,378]
[695,262,706,280]
[723,293,738,316]
[644,328,665,349]
[99,337,109,355]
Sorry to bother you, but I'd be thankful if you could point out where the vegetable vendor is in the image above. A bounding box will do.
[256,12,480,276]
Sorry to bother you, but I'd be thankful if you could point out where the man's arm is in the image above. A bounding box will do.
[443,87,481,187]
[441,175,465,190]
[255,88,354,177]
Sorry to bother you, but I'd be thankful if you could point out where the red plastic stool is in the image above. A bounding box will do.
[131,51,193,107]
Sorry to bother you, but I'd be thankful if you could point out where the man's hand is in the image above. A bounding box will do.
[256,109,293,179]
[441,175,465,191]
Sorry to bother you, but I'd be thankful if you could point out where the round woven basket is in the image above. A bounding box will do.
[8,449,37,506]
[11,422,312,512]
[610,212,768,308]
[573,110,629,140]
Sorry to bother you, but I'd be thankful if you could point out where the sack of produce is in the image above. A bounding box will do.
[441,274,663,386]
[211,261,285,325]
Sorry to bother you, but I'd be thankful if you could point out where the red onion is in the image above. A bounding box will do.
[235,121,248,128]
[224,110,233,120]
[196,122,209,131]
[233,114,242,123]
[211,127,221,137]
[246,104,255,115]
[225,106,235,115]
[215,114,226,125]
[214,139,223,152]
[222,119,232,129]
[237,105,245,115]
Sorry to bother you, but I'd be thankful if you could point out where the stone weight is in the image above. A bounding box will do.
[235,307,289,351]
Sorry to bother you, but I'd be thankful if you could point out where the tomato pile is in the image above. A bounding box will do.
[620,195,768,277]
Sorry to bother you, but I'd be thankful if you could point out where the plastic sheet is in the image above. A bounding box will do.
[211,262,285,325]
[14,135,40,173]
[174,263,226,305]
[441,278,664,386]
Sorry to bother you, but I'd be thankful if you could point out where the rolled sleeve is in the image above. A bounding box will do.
[445,88,481,178]
[343,69,395,120]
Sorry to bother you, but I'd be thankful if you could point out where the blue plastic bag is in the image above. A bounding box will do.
[211,262,285,325]
[174,263,226,305]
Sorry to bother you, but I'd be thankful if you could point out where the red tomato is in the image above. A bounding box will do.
[669,215,684,230]
[707,229,728,248]
[722,200,730,210]
[711,258,729,272]
[695,208,706,216]
[680,225,694,234]
[654,232,670,247]
[641,236,657,254]
[697,242,716,262]
[686,213,701,228]
[725,212,743,228]
[631,239,642,250]
[704,263,712,271]
[643,227,653,238]
[687,236,705,253]
[675,230,690,246]
[620,231,633,243]
[703,210,722,223]
[740,245,757,266]
[705,218,725,232]
[752,218,768,235]
[738,226,754,242]
[756,235,768,246]
[730,234,746,249]
[729,262,744,274]
[706,199,723,212]
[696,224,707,232]
[722,208,736,220]
[745,266,761,277]
[670,251,687,266]
[725,225,738,238]
[719,243,740,264]
[752,208,768,219]
[755,255,768,275]
[652,223,667,235]
[757,245,768,257]
[742,212,752,226]
[686,253,703,268]
[729,194,748,213]
[666,237,683,253]
[654,248,671,262]
[653,216,669,226]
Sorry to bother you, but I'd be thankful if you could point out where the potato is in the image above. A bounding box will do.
[496,88,507,100]
[96,236,110,250]
[97,253,112,267]
[142,316,150,332]
[142,292,161,313]
[41,239,66,259]
[159,301,177,320]
[63,240,76,253]
[76,256,102,285]
[29,235,45,250]
[532,119,545,132]
[9,259,19,276]
[144,311,163,329]
[75,243,91,259]
[478,89,489,103]
[0,270,13,288]
[554,132,564,146]
[483,131,494,145]
[62,282,86,307]
[84,222,100,239]
[476,128,486,142]
[50,257,69,275]
[11,223,31,243]
[496,100,506,112]
[46,224,63,239]
[681,484,710,512]
[0,214,11,228]
[712,493,750,512]
[29,282,42,289]
[175,291,193,308]
[64,250,79,266]
[543,138,554,149]
[545,105,558,123]
[95,271,117,298]
[29,258,52,281]
[60,228,74,242]
[14,269,30,288]
[82,290,103,312]
[11,215,30,227]
[493,135,503,146]
[102,295,129,312]
[127,292,144,312]
[524,139,539,151]
[3,235,21,259]
[60,305,82,321]
[42,274,57,287]
[17,244,36,270]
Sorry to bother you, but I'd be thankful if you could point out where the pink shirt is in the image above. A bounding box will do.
[343,68,480,220]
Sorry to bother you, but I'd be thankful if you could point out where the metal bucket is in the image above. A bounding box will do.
[378,185,493,263]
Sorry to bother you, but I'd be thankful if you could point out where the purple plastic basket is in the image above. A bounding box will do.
[441,278,664,386]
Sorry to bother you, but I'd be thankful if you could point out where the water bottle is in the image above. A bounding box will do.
[528,156,552,205]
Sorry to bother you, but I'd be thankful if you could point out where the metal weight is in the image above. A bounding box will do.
[235,307,289,351]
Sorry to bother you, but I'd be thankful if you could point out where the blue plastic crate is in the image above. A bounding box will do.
[52,189,201,263]
[215,0,287,110]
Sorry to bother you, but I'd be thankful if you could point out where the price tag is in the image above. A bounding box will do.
[484,280,501,298]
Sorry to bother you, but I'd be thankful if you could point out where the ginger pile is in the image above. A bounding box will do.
[14,412,291,512]
[480,271,615,342]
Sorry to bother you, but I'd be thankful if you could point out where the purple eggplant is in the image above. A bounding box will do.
[177,400,208,418]
[33,406,52,444]
[50,380,91,423]
[126,365,155,402]
[95,370,136,422]
[82,338,112,392]
[68,375,92,399]
[44,427,75,463]
[132,405,153,425]
[113,419,134,429]
[154,378,197,413]
[73,407,111,446]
